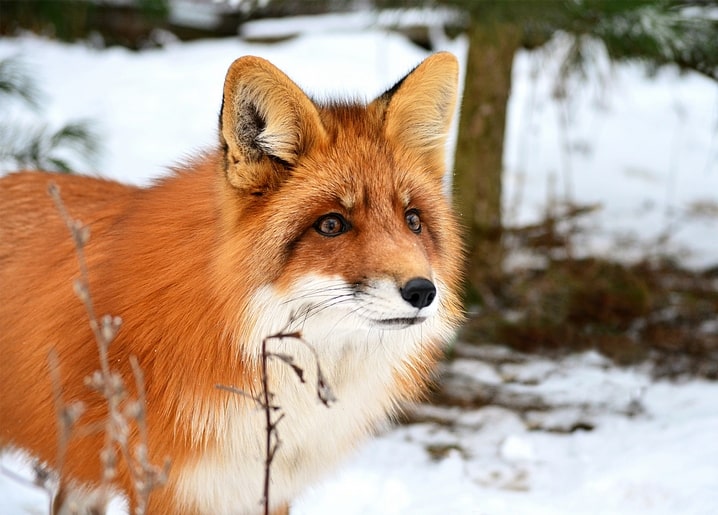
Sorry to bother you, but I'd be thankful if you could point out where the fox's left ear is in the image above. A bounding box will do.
[371,52,459,169]
[219,55,326,193]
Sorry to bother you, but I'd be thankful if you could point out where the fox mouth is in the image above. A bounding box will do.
[372,316,427,328]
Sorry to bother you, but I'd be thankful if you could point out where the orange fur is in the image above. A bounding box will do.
[0,53,464,514]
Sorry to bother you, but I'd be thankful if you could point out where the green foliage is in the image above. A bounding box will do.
[0,120,99,174]
[567,0,718,80]
[0,56,100,174]
[446,0,718,80]
[0,0,92,41]
[0,0,170,47]
[0,57,41,108]
[138,0,170,19]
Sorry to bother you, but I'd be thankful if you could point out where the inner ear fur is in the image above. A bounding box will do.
[220,56,326,192]
[372,52,459,168]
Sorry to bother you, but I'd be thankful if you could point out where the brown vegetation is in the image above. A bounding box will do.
[461,205,718,380]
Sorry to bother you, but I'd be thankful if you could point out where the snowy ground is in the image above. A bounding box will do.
[4,348,717,515]
[1,18,717,515]
[294,348,718,515]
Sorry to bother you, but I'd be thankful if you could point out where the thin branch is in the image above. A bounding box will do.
[260,335,273,514]
[47,182,169,514]
[47,349,85,513]
[216,329,335,515]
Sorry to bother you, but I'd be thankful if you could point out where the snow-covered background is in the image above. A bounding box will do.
[1,16,717,515]
[504,34,718,268]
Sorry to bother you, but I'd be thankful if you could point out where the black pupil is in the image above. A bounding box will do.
[321,217,341,234]
[407,212,420,232]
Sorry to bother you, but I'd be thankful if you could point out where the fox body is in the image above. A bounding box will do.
[0,54,463,513]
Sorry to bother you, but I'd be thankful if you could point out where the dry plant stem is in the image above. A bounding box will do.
[49,182,117,490]
[217,330,335,515]
[48,348,85,513]
[48,184,111,379]
[48,349,69,476]
[47,182,169,514]
[261,335,276,515]
[0,460,56,510]
[129,356,171,515]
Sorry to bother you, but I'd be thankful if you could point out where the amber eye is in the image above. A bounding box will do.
[405,209,422,234]
[314,213,350,237]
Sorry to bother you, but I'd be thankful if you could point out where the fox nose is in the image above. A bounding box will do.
[400,277,436,309]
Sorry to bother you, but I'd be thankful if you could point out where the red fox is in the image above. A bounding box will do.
[0,53,464,514]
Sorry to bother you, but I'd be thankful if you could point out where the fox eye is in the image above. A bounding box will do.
[405,209,422,234]
[314,213,349,237]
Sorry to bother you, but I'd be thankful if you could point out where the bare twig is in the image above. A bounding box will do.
[47,348,85,512]
[128,356,171,515]
[217,330,335,515]
[47,182,169,514]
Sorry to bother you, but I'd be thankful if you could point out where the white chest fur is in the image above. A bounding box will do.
[174,277,448,514]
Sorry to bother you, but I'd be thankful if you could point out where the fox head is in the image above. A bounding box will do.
[215,53,464,355]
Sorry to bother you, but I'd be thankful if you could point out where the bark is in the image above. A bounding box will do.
[454,20,521,303]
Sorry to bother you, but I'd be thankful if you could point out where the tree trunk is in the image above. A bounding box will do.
[454,20,521,304]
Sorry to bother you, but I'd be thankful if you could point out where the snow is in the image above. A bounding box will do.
[239,8,464,39]
[504,33,718,268]
[293,355,718,515]
[0,29,464,187]
[2,17,718,515]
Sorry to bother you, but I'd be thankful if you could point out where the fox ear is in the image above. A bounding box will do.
[220,56,326,192]
[372,52,459,169]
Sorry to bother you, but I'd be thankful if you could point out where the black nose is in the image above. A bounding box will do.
[400,277,436,309]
